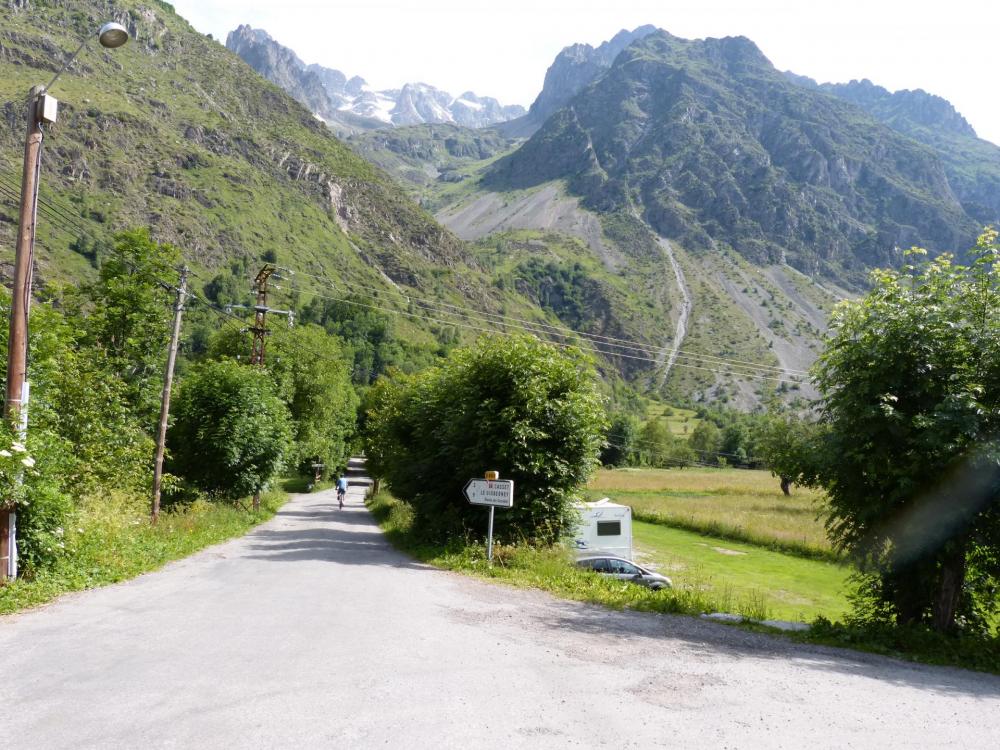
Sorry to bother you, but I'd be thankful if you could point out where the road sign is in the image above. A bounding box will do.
[463,479,514,508]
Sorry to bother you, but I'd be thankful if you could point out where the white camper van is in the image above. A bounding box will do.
[572,498,633,559]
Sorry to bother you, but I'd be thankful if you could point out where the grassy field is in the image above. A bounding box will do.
[633,521,850,621]
[368,490,848,622]
[587,467,834,559]
[644,403,702,437]
[0,490,287,615]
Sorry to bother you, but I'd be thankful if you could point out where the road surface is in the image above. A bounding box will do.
[2,464,998,748]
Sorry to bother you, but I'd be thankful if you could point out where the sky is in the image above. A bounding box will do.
[171,0,1000,145]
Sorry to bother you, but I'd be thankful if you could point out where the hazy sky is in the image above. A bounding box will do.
[172,0,1000,145]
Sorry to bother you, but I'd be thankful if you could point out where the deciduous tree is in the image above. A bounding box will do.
[169,360,292,500]
[363,335,606,543]
[809,232,1000,633]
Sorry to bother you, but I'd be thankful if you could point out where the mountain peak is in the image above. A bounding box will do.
[227,26,524,131]
[519,24,663,130]
[488,28,979,281]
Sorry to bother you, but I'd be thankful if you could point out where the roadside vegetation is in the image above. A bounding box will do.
[1,229,360,611]
[363,334,606,543]
[367,490,776,621]
[0,490,285,615]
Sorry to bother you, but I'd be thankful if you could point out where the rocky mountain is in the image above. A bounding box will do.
[786,75,1000,225]
[0,1,685,402]
[501,25,659,137]
[226,25,525,133]
[486,30,979,285]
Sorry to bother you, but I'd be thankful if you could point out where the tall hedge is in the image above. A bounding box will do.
[363,335,606,543]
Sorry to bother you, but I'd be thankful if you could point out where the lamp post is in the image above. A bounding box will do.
[0,22,130,582]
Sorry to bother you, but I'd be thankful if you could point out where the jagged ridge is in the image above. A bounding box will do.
[487,31,979,285]
[226,24,525,133]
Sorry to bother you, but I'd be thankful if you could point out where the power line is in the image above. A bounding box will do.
[279,262,810,377]
[0,169,810,386]
[272,280,807,385]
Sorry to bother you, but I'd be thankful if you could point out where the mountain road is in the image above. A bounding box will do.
[2,464,998,748]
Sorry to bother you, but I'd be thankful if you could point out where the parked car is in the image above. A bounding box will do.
[575,556,672,590]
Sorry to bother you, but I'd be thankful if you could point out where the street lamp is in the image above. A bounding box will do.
[0,22,130,581]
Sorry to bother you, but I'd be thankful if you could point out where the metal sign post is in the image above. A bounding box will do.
[463,471,514,562]
[486,506,496,561]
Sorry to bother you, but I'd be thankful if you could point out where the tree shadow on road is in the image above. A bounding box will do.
[242,505,426,571]
[530,601,1000,698]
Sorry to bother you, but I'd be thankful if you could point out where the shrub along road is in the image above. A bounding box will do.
[1,470,998,747]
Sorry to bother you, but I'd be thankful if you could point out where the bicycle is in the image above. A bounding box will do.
[337,487,345,509]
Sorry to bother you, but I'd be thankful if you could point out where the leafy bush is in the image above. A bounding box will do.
[210,324,358,476]
[169,360,293,499]
[363,335,607,543]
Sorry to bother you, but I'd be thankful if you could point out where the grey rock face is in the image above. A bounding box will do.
[226,25,340,120]
[789,75,976,138]
[786,73,1000,224]
[508,24,660,134]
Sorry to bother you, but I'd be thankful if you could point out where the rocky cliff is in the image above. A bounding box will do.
[786,75,1000,225]
[500,25,659,136]
[487,31,978,285]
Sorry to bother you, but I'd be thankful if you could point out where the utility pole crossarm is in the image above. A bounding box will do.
[244,265,294,366]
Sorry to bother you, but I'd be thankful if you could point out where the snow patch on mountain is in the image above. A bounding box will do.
[227,25,525,130]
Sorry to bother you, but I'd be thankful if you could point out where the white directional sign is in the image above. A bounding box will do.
[463,479,514,508]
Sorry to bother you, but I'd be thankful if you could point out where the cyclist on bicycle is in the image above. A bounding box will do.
[336,474,349,509]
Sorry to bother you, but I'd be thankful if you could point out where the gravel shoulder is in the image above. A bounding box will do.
[2,481,998,749]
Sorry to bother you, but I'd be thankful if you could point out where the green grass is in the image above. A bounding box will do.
[280,476,334,494]
[0,489,287,615]
[368,490,824,621]
[587,467,835,559]
[633,521,850,622]
[368,489,1000,673]
[644,403,701,437]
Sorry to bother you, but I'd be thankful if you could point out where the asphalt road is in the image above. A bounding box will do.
[2,468,999,748]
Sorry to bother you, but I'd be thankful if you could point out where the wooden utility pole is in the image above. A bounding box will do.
[151,267,188,524]
[249,265,275,366]
[237,265,293,511]
[1,85,45,582]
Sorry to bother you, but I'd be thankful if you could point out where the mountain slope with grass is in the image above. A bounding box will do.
[0,2,698,401]
[0,1,483,292]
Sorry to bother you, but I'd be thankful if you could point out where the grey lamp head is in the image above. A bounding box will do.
[98,22,129,49]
